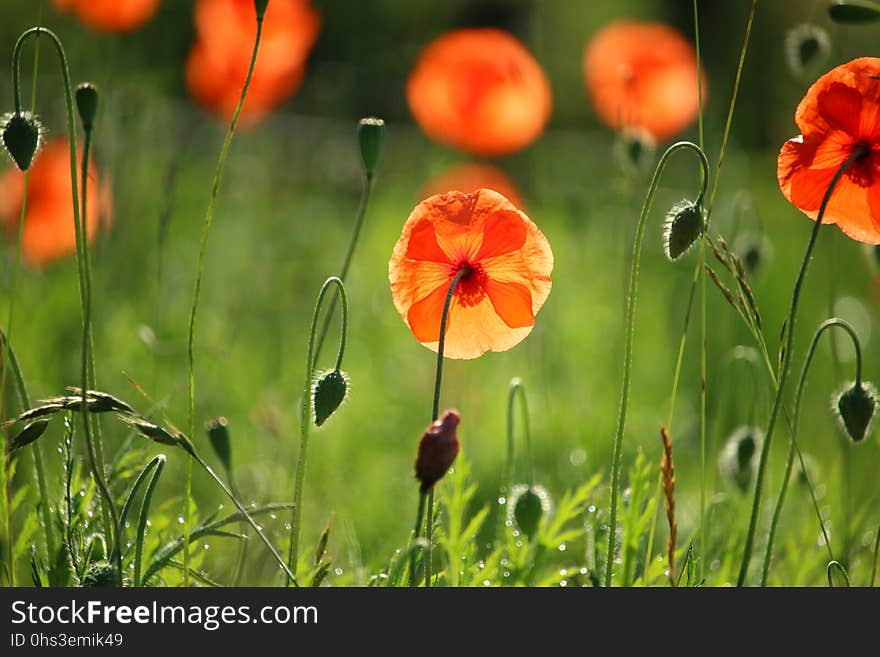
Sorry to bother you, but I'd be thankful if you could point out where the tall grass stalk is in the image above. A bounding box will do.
[184,9,265,587]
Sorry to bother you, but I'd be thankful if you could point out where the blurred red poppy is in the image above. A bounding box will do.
[583,20,706,141]
[186,0,320,125]
[777,57,880,244]
[0,139,111,267]
[52,0,160,33]
[389,189,553,360]
[419,163,526,211]
[407,29,552,157]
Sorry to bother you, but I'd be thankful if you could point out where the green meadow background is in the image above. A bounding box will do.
[1,0,879,585]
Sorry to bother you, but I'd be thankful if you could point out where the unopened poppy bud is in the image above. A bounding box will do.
[75,82,99,131]
[254,0,269,20]
[80,560,117,587]
[206,416,232,472]
[718,426,762,492]
[734,232,773,277]
[2,111,42,171]
[508,484,551,539]
[834,380,877,443]
[828,0,880,24]
[614,126,655,172]
[357,117,385,178]
[663,200,704,261]
[785,24,830,80]
[414,409,460,492]
[312,369,349,426]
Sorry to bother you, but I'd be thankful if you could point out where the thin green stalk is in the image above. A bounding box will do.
[604,142,708,587]
[737,145,868,586]
[12,27,119,580]
[870,524,879,587]
[408,491,427,587]
[185,13,265,587]
[761,319,857,584]
[507,379,534,487]
[312,174,376,369]
[288,277,347,583]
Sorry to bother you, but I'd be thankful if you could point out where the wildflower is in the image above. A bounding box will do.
[415,409,461,492]
[52,0,160,33]
[186,0,320,124]
[0,138,111,267]
[388,189,553,359]
[419,162,526,211]
[777,57,880,244]
[406,28,552,157]
[583,20,706,141]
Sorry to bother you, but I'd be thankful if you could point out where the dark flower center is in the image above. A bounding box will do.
[846,141,875,188]
[454,263,486,307]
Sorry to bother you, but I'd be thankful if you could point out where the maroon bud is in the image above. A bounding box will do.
[414,409,460,492]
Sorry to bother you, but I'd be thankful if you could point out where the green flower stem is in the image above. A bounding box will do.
[408,491,427,587]
[288,277,348,583]
[177,439,296,583]
[604,141,708,588]
[425,268,470,588]
[12,27,118,579]
[311,173,376,369]
[185,12,264,587]
[737,145,869,586]
[760,319,858,584]
[507,378,534,488]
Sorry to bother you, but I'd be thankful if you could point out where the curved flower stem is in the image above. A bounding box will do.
[184,12,264,587]
[413,267,471,588]
[311,173,376,369]
[506,378,534,489]
[760,318,859,584]
[12,27,119,579]
[288,277,347,583]
[604,141,709,588]
[737,144,868,586]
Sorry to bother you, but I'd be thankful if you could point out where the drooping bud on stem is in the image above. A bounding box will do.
[663,199,704,261]
[718,425,762,492]
[828,0,880,24]
[206,416,232,472]
[784,24,830,80]
[313,369,349,426]
[2,111,42,170]
[415,409,460,492]
[834,380,877,443]
[507,483,551,539]
[75,82,98,132]
[357,117,385,178]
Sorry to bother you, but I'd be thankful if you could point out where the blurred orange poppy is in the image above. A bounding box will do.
[419,163,526,211]
[388,189,553,360]
[407,29,552,157]
[583,20,706,141]
[52,0,160,33]
[0,139,110,267]
[186,0,320,125]
[777,57,880,244]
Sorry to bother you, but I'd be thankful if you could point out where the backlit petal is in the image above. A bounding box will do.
[484,279,534,328]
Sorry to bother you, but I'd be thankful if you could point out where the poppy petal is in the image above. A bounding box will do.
[473,210,528,261]
[484,279,534,328]
[817,82,862,136]
[405,219,453,264]
[407,283,452,343]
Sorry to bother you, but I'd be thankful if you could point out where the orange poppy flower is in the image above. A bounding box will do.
[52,0,160,33]
[388,189,553,360]
[0,139,110,267]
[406,29,552,157]
[583,20,706,141]
[419,163,526,211]
[186,0,320,125]
[777,57,880,244]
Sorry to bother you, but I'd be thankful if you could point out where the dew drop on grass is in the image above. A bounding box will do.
[588,505,596,514]
[269,513,277,520]
[478,560,485,570]
[177,516,184,524]
[203,544,210,551]
[570,449,586,466]
[560,569,567,576]
[146,520,152,527]
[334,568,343,576]
[498,496,506,505]
[559,580,568,587]
[283,522,292,531]
[579,567,588,575]
[87,511,93,518]
[482,580,491,586]
[558,543,567,552]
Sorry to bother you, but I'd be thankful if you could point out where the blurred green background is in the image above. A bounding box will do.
[1,0,879,584]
